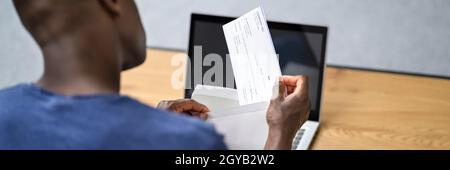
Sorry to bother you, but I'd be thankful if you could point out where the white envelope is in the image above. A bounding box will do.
[191,85,269,150]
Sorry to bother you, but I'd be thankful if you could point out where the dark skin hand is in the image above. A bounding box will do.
[160,75,310,150]
[157,99,210,120]
[264,75,310,150]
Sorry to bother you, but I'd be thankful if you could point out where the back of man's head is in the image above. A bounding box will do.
[13,0,147,70]
[14,0,94,45]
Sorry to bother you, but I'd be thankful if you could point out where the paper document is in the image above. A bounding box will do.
[223,7,282,105]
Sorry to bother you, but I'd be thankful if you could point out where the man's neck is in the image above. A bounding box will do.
[37,33,122,96]
[37,75,121,96]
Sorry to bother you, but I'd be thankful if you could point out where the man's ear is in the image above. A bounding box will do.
[99,0,121,16]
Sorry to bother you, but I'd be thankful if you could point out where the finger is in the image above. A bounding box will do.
[278,77,287,99]
[177,99,210,113]
[175,111,208,121]
[192,112,209,121]
[282,75,304,95]
[286,85,296,94]
[189,100,210,113]
[281,75,302,87]
[284,75,309,101]
[294,75,309,95]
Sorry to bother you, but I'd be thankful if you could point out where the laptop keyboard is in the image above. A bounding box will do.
[292,128,306,150]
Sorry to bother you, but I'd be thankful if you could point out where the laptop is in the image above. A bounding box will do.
[184,13,328,150]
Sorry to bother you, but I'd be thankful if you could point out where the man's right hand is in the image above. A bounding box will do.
[264,75,310,150]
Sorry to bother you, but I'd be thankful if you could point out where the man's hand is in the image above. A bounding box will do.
[157,99,210,120]
[264,75,310,150]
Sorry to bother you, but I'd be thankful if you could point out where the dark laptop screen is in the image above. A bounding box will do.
[185,14,327,121]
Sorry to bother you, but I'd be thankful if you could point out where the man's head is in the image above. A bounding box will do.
[13,0,146,71]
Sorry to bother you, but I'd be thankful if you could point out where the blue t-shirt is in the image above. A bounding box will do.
[0,83,227,149]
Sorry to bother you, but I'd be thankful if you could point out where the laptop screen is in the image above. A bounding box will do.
[185,14,327,121]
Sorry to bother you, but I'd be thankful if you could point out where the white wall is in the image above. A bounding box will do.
[136,0,450,77]
[1,0,449,88]
[0,0,43,88]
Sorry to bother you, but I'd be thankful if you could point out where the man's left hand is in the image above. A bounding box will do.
[157,99,210,120]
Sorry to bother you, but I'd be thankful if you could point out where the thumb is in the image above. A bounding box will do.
[272,77,286,100]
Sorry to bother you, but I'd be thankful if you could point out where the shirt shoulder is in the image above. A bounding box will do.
[0,84,26,96]
[0,84,29,111]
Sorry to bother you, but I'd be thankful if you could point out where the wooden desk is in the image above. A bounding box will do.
[121,49,450,150]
